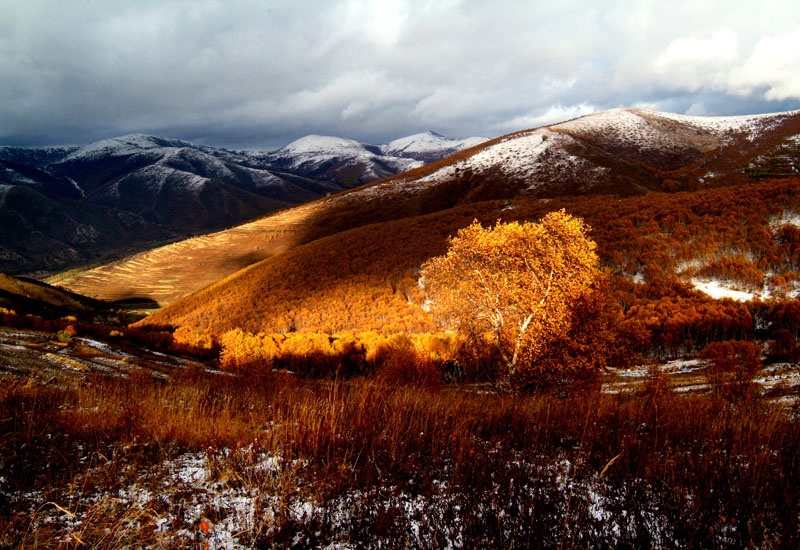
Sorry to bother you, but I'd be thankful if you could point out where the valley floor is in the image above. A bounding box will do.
[1,327,799,548]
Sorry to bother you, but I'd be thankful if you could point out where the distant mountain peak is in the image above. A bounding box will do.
[380,132,488,159]
[61,133,196,162]
[276,135,367,155]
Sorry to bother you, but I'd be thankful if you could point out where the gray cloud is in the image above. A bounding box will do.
[2,0,800,149]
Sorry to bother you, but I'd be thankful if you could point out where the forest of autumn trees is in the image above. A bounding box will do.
[143,179,800,381]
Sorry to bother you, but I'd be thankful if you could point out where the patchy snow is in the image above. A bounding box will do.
[691,278,760,302]
[551,107,800,157]
[274,135,371,157]
[346,106,800,207]
[659,359,705,374]
[553,108,696,153]
[0,167,40,187]
[381,127,590,198]
[264,134,423,178]
[673,383,711,393]
[75,337,138,359]
[467,130,557,173]
[263,131,490,184]
[770,210,800,231]
[159,147,236,179]
[66,177,85,198]
[641,108,800,140]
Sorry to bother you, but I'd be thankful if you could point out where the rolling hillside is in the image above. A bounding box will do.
[51,203,319,308]
[57,108,800,311]
[0,272,115,321]
[136,179,800,340]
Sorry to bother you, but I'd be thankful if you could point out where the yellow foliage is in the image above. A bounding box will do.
[173,325,214,350]
[217,328,461,380]
[421,210,600,382]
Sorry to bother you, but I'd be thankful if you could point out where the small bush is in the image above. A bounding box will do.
[375,334,442,387]
[766,328,800,362]
[700,340,762,401]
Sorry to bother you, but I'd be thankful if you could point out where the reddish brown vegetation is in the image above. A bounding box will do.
[140,180,800,364]
[2,370,798,548]
[700,340,762,401]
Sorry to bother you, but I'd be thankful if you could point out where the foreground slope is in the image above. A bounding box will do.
[59,108,800,308]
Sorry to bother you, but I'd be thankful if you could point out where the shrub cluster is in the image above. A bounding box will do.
[219,329,460,384]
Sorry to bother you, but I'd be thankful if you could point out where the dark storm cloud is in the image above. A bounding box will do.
[2,0,800,149]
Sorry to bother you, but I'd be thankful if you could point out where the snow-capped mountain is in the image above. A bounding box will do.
[381,131,487,162]
[0,130,486,274]
[254,132,488,188]
[345,107,800,205]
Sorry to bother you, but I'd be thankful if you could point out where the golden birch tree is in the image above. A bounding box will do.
[421,210,600,385]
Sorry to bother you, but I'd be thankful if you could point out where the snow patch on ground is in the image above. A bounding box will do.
[770,210,800,231]
[691,278,760,302]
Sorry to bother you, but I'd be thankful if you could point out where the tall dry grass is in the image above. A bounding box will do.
[1,369,798,548]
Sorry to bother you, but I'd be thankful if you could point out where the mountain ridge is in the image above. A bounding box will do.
[54,107,800,312]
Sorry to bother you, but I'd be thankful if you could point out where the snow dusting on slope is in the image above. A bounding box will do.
[640,108,800,141]
[346,107,800,205]
[62,134,181,162]
[553,108,701,153]
[263,134,425,184]
[378,127,594,197]
[275,135,370,157]
[381,131,487,156]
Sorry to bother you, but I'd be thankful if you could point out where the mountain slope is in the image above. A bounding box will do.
[0,272,115,321]
[0,135,335,274]
[137,179,800,337]
[51,204,317,308]
[43,134,340,230]
[0,183,172,275]
[56,108,800,309]
[369,108,800,199]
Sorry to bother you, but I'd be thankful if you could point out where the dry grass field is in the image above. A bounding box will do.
[1,326,798,549]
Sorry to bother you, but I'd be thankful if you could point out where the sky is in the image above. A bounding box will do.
[2,0,800,150]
